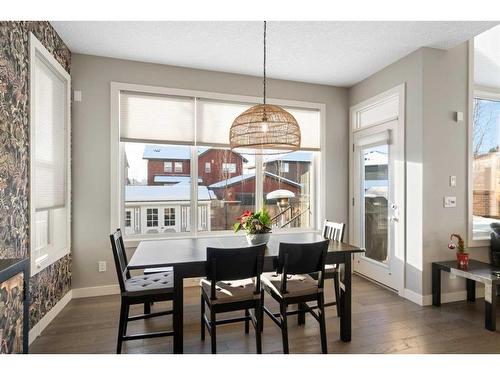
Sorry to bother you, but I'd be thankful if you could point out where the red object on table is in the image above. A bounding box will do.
[456,252,469,269]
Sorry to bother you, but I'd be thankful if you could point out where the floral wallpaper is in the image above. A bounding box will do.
[0,273,24,353]
[0,21,72,330]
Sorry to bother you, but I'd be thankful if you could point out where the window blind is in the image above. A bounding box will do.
[34,55,66,210]
[120,92,195,145]
[196,99,321,150]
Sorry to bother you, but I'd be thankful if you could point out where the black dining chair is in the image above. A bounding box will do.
[321,220,345,317]
[114,228,172,314]
[262,240,329,354]
[109,229,176,354]
[200,244,266,354]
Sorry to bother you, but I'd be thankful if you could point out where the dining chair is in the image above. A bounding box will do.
[321,220,345,317]
[109,229,176,354]
[262,240,329,354]
[114,228,173,314]
[200,244,266,354]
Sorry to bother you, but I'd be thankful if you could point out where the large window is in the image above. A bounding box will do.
[113,84,323,240]
[471,94,500,240]
[29,34,71,276]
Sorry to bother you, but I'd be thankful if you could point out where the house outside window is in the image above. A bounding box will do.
[164,207,176,226]
[205,162,211,173]
[146,208,158,227]
[282,162,289,173]
[174,162,183,173]
[164,162,172,172]
[222,163,236,173]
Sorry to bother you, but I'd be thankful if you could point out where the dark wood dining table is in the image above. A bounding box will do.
[128,231,364,353]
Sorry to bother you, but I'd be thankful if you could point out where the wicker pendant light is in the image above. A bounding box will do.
[230,21,301,155]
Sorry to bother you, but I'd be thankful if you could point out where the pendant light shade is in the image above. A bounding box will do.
[229,103,301,155]
[229,21,301,155]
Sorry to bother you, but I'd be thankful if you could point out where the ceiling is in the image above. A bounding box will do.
[52,21,498,87]
[475,24,500,89]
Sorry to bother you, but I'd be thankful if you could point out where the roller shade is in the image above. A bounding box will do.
[120,92,195,145]
[34,55,67,210]
[197,99,321,150]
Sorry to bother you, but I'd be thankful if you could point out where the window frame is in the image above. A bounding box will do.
[174,161,183,173]
[110,82,326,246]
[164,207,176,227]
[205,162,211,173]
[468,87,500,246]
[29,33,71,277]
[222,162,236,174]
[164,161,172,172]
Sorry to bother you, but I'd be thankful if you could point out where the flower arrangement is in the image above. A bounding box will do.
[233,207,272,234]
[448,233,465,253]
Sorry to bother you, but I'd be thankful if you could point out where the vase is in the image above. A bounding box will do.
[246,233,271,245]
[456,252,469,268]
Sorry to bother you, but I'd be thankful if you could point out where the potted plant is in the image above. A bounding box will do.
[448,233,469,268]
[234,207,272,245]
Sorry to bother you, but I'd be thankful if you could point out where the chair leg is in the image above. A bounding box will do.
[201,295,205,341]
[245,309,250,334]
[333,271,341,317]
[255,302,262,354]
[280,303,289,354]
[318,294,328,354]
[117,300,128,354]
[210,309,217,354]
[144,302,151,315]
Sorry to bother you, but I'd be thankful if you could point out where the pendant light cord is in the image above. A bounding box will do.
[263,20,266,106]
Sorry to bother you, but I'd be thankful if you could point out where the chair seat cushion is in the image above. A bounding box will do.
[143,267,173,275]
[262,272,320,299]
[200,278,259,305]
[125,271,174,296]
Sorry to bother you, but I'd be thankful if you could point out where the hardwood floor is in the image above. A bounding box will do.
[30,275,500,354]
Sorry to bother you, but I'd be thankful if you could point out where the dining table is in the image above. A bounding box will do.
[128,231,364,353]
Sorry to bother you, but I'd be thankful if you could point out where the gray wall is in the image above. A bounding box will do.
[350,43,488,298]
[71,54,349,289]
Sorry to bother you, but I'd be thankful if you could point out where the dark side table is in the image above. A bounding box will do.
[432,259,500,331]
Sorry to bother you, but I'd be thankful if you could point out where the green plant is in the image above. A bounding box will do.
[233,207,272,234]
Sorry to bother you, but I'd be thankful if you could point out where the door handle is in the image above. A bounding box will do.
[390,216,399,223]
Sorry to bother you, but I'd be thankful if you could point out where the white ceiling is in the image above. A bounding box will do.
[52,21,498,87]
[475,24,500,89]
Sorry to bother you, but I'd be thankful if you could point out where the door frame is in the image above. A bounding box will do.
[349,84,406,296]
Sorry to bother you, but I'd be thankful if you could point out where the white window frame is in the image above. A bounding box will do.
[205,162,211,173]
[468,86,500,246]
[29,33,71,276]
[164,207,176,227]
[125,210,132,227]
[146,208,159,227]
[110,82,326,246]
[222,162,236,173]
[174,162,183,173]
[282,162,290,173]
[164,161,172,172]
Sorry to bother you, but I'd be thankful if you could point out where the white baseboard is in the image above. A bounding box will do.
[72,284,120,298]
[403,287,485,306]
[29,290,72,345]
[72,278,201,299]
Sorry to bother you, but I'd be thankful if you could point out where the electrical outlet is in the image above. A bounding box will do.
[444,196,457,208]
[98,261,107,272]
[449,175,456,187]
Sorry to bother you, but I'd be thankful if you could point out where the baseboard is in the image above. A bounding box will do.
[72,278,201,299]
[29,290,72,345]
[72,284,120,298]
[403,287,485,306]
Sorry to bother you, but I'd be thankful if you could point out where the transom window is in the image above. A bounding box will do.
[114,84,323,240]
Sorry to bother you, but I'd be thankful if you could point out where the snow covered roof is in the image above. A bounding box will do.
[264,151,313,164]
[209,171,302,189]
[125,185,211,202]
[153,176,202,184]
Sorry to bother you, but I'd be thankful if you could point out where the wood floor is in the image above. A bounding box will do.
[30,275,500,354]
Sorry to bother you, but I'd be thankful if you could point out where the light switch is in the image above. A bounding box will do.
[444,196,457,208]
[450,175,456,187]
[74,90,82,102]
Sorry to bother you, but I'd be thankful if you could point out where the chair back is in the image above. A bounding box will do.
[109,229,129,293]
[277,240,329,276]
[322,220,345,242]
